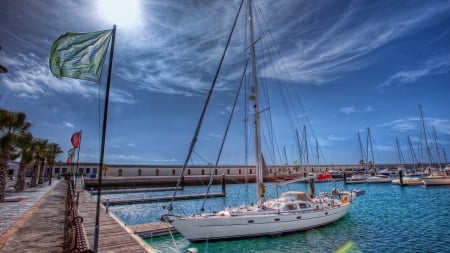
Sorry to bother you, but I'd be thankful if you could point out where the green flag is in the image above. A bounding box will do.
[68,148,75,157]
[49,29,112,82]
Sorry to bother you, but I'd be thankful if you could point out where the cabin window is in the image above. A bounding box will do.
[249,169,252,174]
[274,218,280,221]
[287,204,297,210]
[296,216,302,219]
[227,169,230,175]
[215,169,218,175]
[299,203,308,209]
[156,169,160,176]
[172,169,176,176]
[202,169,205,175]
[93,168,97,174]
[239,169,242,175]
[187,169,191,175]
[248,220,254,223]
[118,169,123,177]
[86,168,90,173]
[54,168,60,174]
[138,169,142,176]
[78,168,84,174]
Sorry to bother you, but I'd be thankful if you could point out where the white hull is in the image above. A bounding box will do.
[168,193,353,242]
[421,176,450,186]
[367,176,392,183]
[391,177,423,185]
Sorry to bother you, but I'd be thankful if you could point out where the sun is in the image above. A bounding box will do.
[97,0,141,28]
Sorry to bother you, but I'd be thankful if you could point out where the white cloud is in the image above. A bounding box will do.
[379,54,450,89]
[339,106,356,115]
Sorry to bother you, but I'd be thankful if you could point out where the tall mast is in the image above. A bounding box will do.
[358,131,366,169]
[418,104,433,170]
[396,138,405,165]
[407,135,418,171]
[248,0,263,205]
[367,128,375,169]
[431,126,442,169]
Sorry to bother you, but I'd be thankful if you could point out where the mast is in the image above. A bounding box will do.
[418,104,433,170]
[367,128,375,169]
[303,125,309,165]
[396,138,405,166]
[358,131,366,170]
[295,129,302,166]
[407,135,418,171]
[248,0,264,205]
[431,126,442,170]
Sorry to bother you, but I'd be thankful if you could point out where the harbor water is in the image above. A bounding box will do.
[105,181,450,253]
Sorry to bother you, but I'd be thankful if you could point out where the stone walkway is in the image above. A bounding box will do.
[0,178,64,252]
[0,178,156,253]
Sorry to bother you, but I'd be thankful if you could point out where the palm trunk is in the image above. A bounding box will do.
[15,161,26,192]
[30,161,38,187]
[0,148,9,202]
[38,160,45,184]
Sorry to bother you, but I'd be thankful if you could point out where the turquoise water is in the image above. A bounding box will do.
[107,182,450,253]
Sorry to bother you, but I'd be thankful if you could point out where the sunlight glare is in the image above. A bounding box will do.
[97,0,141,28]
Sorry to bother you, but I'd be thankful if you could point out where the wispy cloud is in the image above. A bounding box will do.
[340,106,356,115]
[379,54,450,89]
[63,121,75,128]
[382,117,450,135]
[339,105,375,115]
[2,53,137,104]
[261,0,450,84]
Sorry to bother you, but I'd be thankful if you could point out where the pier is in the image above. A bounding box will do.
[104,192,226,205]
[129,222,178,238]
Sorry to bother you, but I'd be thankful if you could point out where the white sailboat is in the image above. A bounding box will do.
[420,107,450,186]
[163,0,355,242]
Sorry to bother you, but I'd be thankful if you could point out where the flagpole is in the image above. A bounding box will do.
[75,129,82,174]
[93,25,116,253]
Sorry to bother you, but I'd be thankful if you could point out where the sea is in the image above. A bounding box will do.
[105,181,450,253]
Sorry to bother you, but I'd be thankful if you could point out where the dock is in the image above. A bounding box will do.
[90,186,182,195]
[129,222,178,238]
[104,192,226,205]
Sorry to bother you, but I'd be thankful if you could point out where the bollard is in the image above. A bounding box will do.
[106,199,110,214]
[399,170,404,186]
[221,174,226,195]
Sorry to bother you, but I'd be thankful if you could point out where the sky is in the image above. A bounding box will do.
[1,0,449,166]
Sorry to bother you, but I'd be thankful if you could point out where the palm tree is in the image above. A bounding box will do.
[30,139,47,187]
[35,139,48,185]
[0,109,31,202]
[45,142,62,184]
[14,132,34,192]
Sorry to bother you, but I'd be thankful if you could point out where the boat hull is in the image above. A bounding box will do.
[421,176,450,186]
[169,203,351,242]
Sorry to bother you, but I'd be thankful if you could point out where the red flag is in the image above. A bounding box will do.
[66,156,73,163]
[71,132,81,148]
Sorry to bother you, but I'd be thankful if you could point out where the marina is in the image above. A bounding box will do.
[104,181,450,253]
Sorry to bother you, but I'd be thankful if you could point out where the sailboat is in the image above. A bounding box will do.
[162,0,355,242]
[419,105,450,186]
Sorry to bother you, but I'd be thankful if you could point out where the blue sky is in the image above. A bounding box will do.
[1,0,449,166]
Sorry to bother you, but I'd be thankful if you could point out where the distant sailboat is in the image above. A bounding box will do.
[419,105,450,186]
[162,0,355,242]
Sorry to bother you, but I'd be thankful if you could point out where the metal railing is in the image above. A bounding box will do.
[65,177,93,253]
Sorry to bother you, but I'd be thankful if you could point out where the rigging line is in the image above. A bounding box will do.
[167,0,245,212]
[256,1,325,165]
[200,58,249,212]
